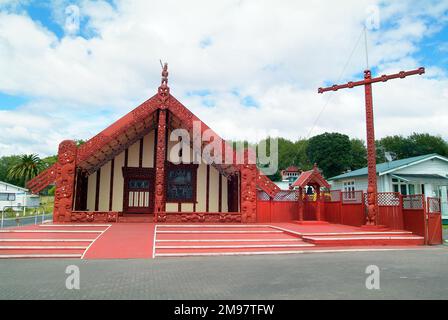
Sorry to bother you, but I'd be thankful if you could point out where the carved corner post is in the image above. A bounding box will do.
[364,70,379,225]
[154,109,167,222]
[240,164,257,223]
[54,140,77,223]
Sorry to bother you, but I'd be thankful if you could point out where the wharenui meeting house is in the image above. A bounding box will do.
[22,64,443,253]
[27,65,282,224]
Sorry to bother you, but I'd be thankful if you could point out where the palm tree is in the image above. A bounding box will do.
[7,154,46,187]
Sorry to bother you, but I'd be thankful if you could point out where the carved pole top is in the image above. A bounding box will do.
[161,62,169,87]
[158,62,170,103]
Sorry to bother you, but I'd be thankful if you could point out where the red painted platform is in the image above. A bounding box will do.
[83,223,155,259]
[0,222,426,259]
[0,224,109,259]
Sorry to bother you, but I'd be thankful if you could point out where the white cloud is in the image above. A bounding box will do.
[0,0,447,157]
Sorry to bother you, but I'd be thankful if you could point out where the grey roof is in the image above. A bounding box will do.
[328,153,447,181]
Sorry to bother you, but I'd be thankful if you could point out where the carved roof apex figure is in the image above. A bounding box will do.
[158,62,170,103]
[161,62,169,87]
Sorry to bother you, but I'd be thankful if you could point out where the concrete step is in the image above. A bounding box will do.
[302,234,425,246]
[302,231,413,237]
[157,232,300,240]
[0,241,91,247]
[156,240,313,248]
[158,226,275,232]
[0,248,86,255]
[0,253,82,259]
[154,250,313,257]
[156,230,284,234]
[155,245,315,256]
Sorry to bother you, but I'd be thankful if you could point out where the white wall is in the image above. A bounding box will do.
[85,129,229,213]
[0,182,38,210]
[394,158,448,176]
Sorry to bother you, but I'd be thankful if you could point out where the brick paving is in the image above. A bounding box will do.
[0,247,447,300]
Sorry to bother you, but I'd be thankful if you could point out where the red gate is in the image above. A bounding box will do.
[427,197,443,245]
[303,195,317,220]
[377,192,403,229]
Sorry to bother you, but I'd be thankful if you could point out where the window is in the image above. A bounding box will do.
[392,178,409,195]
[400,184,407,195]
[166,164,198,202]
[343,181,355,192]
[343,181,356,199]
[0,193,16,201]
[128,179,149,189]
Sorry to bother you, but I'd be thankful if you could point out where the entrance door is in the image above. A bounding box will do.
[123,168,154,214]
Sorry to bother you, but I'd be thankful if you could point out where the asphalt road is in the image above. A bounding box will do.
[0,247,447,300]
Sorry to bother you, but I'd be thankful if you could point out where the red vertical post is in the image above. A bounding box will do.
[298,187,304,221]
[154,109,167,222]
[54,140,77,223]
[364,70,379,225]
[240,164,257,223]
[318,68,425,226]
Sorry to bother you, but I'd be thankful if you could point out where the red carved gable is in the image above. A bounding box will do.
[27,86,280,197]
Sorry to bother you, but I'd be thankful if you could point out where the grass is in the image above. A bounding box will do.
[1,196,54,218]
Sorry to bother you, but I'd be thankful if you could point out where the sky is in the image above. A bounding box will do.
[0,0,447,157]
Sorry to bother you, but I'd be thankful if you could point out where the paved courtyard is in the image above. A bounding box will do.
[1,247,447,300]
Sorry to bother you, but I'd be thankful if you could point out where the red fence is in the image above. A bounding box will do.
[256,190,299,223]
[323,191,365,227]
[257,189,443,245]
[377,192,403,230]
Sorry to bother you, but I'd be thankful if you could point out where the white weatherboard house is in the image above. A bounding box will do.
[328,154,448,220]
[0,181,39,211]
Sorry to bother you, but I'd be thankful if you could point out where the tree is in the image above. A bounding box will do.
[75,139,86,147]
[378,133,448,160]
[350,139,367,170]
[294,139,313,171]
[7,154,46,187]
[43,155,58,168]
[306,132,352,178]
[408,133,448,157]
[377,135,410,159]
[0,155,23,186]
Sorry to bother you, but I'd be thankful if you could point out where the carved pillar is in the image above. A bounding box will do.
[154,109,167,221]
[364,70,379,225]
[53,140,77,223]
[240,164,257,223]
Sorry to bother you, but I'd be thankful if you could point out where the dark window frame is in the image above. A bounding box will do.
[165,163,198,203]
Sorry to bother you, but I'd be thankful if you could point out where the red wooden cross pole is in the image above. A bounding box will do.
[318,67,425,226]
